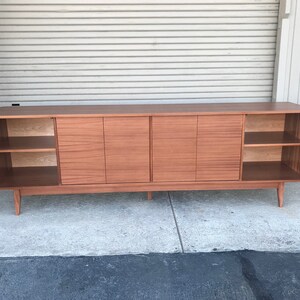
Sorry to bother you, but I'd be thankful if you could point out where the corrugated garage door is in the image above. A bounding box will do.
[0,0,279,106]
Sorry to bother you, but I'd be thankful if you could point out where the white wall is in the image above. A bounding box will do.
[273,0,300,104]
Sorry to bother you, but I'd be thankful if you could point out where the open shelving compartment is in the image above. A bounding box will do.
[242,113,300,181]
[0,118,59,188]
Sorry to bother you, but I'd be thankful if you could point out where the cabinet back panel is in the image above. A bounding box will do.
[243,147,282,162]
[11,152,57,167]
[7,118,54,137]
[245,114,285,132]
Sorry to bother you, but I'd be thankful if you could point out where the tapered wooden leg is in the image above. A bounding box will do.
[147,192,153,200]
[277,182,284,208]
[14,189,21,216]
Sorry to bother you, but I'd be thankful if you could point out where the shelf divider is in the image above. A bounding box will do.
[244,132,300,147]
[0,136,56,153]
[243,161,300,181]
[0,166,58,188]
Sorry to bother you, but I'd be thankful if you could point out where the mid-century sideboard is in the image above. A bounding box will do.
[1,102,300,215]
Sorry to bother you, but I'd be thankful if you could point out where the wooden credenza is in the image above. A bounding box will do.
[1,102,300,215]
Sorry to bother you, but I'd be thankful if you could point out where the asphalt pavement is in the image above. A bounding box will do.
[1,251,300,300]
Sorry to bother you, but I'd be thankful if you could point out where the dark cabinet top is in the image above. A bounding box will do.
[1,102,300,118]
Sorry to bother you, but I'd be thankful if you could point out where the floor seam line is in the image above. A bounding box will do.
[168,191,185,254]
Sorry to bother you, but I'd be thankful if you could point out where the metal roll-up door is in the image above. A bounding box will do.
[0,0,279,106]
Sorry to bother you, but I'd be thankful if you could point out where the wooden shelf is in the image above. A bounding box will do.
[243,162,300,181]
[244,132,300,147]
[0,166,58,188]
[0,136,56,153]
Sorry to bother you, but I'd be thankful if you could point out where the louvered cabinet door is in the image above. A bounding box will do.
[197,115,243,181]
[153,116,197,182]
[56,118,106,184]
[104,117,150,183]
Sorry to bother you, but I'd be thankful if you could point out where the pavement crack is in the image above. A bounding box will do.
[238,253,273,300]
[167,192,185,253]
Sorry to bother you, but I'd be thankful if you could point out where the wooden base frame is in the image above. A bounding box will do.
[11,181,285,215]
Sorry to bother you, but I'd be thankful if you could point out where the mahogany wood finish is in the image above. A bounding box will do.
[19,181,280,196]
[0,102,300,215]
[244,132,300,147]
[10,152,57,168]
[56,118,106,185]
[245,114,285,132]
[243,147,282,162]
[147,192,153,200]
[153,116,197,182]
[104,117,150,183]
[6,118,54,136]
[282,114,300,174]
[197,115,243,181]
[277,182,285,208]
[242,162,300,181]
[0,136,56,153]
[14,189,21,216]
[0,120,12,176]
[1,102,300,118]
[0,166,58,188]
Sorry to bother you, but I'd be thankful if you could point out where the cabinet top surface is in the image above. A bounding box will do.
[1,102,300,118]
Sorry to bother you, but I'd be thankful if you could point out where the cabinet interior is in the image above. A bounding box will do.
[242,114,300,181]
[0,118,58,187]
[1,113,300,187]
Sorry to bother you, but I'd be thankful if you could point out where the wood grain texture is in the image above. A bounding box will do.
[239,114,246,180]
[244,132,300,147]
[1,105,300,214]
[245,114,285,132]
[277,182,284,208]
[0,119,12,176]
[197,115,243,180]
[7,118,54,136]
[14,189,21,216]
[104,117,150,183]
[56,117,106,184]
[153,116,197,182]
[11,152,57,167]
[152,116,197,139]
[147,191,152,200]
[19,181,280,197]
[0,136,56,153]
[243,162,300,181]
[243,147,282,162]
[1,102,300,119]
[282,114,300,173]
[0,166,58,188]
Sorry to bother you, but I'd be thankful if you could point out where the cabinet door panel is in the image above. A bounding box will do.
[197,115,243,181]
[104,117,150,183]
[56,118,105,185]
[153,116,197,182]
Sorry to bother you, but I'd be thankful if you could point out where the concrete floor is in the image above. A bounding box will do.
[0,183,300,256]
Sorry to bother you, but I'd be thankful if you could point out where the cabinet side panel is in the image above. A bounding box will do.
[104,117,150,183]
[0,119,12,176]
[197,115,243,181]
[152,116,197,182]
[282,114,300,173]
[56,117,106,185]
